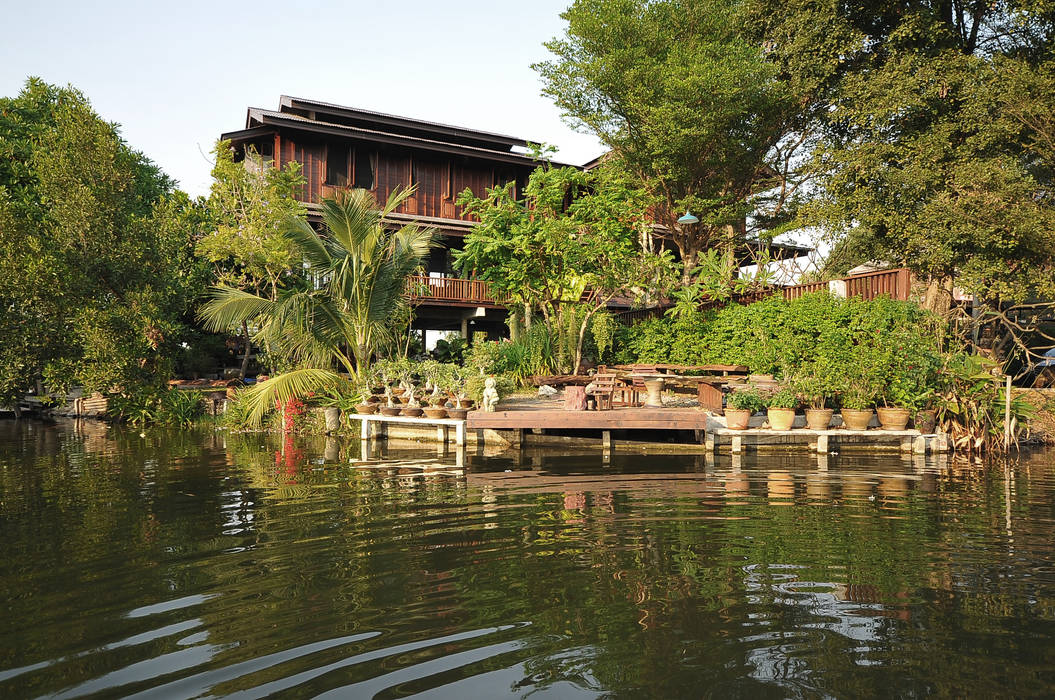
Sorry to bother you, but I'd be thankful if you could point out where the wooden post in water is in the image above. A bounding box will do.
[1004,374,1013,450]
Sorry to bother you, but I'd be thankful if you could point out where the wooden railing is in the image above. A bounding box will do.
[406,275,509,306]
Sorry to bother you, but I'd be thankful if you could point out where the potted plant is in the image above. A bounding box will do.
[766,388,798,431]
[839,383,876,430]
[401,387,423,417]
[380,388,401,416]
[725,389,764,430]
[792,372,835,431]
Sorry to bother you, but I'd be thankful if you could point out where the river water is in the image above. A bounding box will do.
[1,419,1053,698]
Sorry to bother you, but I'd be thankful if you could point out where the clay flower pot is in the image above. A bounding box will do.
[380,406,402,417]
[724,408,751,430]
[457,398,475,410]
[914,409,937,434]
[356,403,378,415]
[401,406,423,417]
[767,408,796,431]
[423,406,448,419]
[877,407,911,431]
[805,408,834,430]
[841,408,873,430]
[366,395,381,404]
[447,408,469,420]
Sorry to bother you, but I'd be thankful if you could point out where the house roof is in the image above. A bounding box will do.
[224,105,572,168]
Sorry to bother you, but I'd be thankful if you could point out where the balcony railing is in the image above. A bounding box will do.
[406,275,509,306]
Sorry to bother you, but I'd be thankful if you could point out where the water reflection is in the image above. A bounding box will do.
[0,419,1053,698]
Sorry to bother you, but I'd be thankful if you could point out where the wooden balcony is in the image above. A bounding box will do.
[406,275,509,307]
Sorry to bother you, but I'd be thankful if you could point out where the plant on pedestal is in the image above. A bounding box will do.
[724,388,764,430]
[766,388,798,431]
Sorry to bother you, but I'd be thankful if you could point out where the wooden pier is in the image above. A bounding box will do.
[343,406,950,456]
[346,413,467,446]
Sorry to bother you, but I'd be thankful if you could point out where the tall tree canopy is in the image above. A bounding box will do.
[740,0,1055,313]
[536,0,810,280]
[0,78,206,404]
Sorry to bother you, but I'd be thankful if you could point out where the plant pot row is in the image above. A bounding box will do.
[352,403,470,420]
[725,406,930,431]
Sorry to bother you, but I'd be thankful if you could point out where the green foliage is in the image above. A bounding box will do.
[199,188,434,425]
[726,389,764,412]
[938,353,1035,452]
[455,164,675,373]
[108,387,205,426]
[0,78,209,402]
[464,374,517,403]
[431,334,467,364]
[766,388,798,410]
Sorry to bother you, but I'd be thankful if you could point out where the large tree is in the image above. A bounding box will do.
[739,1,1055,314]
[535,0,811,281]
[0,78,206,405]
[197,142,306,377]
[455,164,675,374]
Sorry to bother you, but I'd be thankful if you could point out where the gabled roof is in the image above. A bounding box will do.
[227,103,572,168]
[278,96,534,152]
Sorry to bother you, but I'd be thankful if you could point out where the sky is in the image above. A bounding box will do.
[0,0,604,197]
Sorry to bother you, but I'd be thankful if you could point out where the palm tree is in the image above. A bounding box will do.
[200,186,435,423]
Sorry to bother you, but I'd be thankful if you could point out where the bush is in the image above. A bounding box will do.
[464,374,516,403]
[108,385,205,426]
[617,292,943,382]
[727,389,765,412]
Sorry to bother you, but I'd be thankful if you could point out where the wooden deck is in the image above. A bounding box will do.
[467,407,711,431]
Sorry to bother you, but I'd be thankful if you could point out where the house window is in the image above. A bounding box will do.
[326,144,350,186]
[353,149,374,190]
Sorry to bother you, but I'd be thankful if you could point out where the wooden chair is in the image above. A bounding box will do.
[613,376,644,407]
[587,373,620,410]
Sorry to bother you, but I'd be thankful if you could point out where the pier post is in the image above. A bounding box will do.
[816,433,829,454]
[360,418,370,441]
[437,425,449,445]
[731,435,743,454]
[704,432,715,452]
[454,422,465,446]
[601,430,612,463]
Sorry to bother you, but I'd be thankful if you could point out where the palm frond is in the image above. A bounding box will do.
[242,368,344,425]
[199,286,276,332]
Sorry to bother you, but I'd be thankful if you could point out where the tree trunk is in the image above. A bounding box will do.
[239,321,251,379]
[524,303,532,331]
[922,276,955,317]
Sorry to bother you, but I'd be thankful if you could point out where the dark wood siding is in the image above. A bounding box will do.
[280,137,325,203]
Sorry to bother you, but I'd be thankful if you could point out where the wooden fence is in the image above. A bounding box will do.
[616,268,913,324]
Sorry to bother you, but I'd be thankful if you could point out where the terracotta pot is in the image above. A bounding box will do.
[457,399,475,409]
[841,408,873,430]
[447,408,469,420]
[724,408,751,430]
[370,386,384,395]
[767,408,796,431]
[877,406,911,431]
[423,406,448,419]
[366,395,381,404]
[914,409,937,434]
[380,406,402,417]
[401,406,423,417]
[805,408,834,431]
[355,403,378,415]
[392,387,406,396]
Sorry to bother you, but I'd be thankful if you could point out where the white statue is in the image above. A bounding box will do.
[482,377,500,412]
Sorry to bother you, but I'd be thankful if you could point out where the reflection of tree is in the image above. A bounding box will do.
[2,422,1055,697]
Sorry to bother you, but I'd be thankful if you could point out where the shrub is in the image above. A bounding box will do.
[726,389,765,412]
[464,374,516,402]
[767,388,798,410]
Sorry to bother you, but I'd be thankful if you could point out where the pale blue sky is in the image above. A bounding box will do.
[0,0,603,196]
